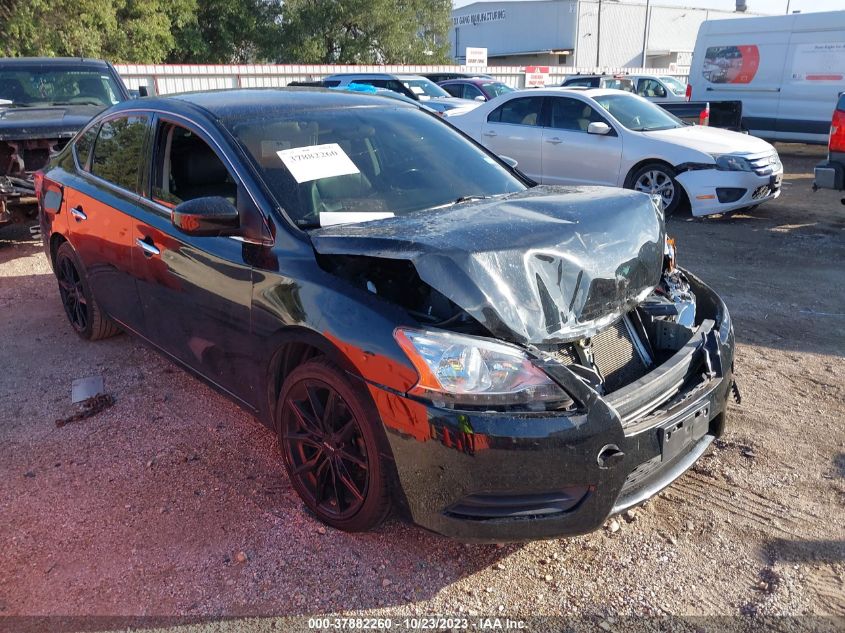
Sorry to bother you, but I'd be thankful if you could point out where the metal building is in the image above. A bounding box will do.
[450,0,760,71]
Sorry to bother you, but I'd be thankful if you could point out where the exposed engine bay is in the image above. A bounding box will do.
[0,137,68,227]
[319,240,705,404]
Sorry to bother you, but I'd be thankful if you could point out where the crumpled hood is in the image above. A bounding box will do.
[310,185,665,345]
[0,105,104,141]
[644,124,775,155]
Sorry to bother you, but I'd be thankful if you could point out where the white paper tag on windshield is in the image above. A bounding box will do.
[319,212,394,227]
[277,143,360,183]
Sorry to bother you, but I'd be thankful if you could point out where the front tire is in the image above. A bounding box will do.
[277,358,391,532]
[54,242,120,341]
[627,162,684,216]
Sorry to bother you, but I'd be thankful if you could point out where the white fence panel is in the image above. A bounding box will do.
[114,64,688,95]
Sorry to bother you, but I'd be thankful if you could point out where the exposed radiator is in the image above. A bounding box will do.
[591,316,651,392]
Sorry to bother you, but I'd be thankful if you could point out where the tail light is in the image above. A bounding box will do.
[699,102,710,127]
[33,170,45,201]
[685,83,692,101]
[830,107,845,153]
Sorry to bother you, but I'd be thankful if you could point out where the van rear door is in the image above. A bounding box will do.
[777,24,845,144]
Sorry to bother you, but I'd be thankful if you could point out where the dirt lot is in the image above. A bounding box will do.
[1,145,843,629]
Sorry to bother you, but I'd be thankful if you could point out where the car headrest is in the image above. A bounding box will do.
[182,146,230,185]
[315,172,372,201]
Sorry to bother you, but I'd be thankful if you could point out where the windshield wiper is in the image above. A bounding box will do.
[51,100,101,106]
[453,194,491,204]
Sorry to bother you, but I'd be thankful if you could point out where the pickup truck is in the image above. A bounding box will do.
[660,100,743,131]
[0,57,130,229]
[813,92,845,203]
[560,74,743,131]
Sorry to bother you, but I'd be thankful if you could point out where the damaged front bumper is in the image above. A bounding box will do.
[677,167,783,216]
[369,274,735,542]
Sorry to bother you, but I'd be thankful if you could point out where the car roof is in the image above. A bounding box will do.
[324,73,397,79]
[500,87,634,99]
[395,74,428,80]
[0,56,112,67]
[111,88,418,119]
[440,78,494,85]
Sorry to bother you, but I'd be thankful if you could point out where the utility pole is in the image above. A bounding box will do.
[641,0,651,69]
[596,0,602,67]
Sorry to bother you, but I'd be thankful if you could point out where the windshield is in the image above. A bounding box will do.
[400,78,451,100]
[0,66,122,107]
[593,93,684,131]
[660,76,687,95]
[228,106,526,228]
[481,82,515,97]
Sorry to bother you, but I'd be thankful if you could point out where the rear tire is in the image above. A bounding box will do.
[626,162,685,216]
[276,358,391,532]
[54,242,121,341]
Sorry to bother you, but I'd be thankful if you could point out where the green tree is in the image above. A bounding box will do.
[276,0,452,64]
[169,0,283,63]
[0,0,195,62]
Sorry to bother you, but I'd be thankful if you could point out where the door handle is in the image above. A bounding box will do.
[545,137,563,145]
[483,131,497,137]
[136,237,160,257]
[70,206,87,221]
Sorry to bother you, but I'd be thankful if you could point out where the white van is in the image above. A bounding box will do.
[688,10,845,144]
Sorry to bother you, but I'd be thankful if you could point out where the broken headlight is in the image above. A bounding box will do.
[394,328,573,410]
[712,154,753,172]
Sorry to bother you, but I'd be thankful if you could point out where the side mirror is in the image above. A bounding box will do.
[587,122,612,135]
[172,196,240,236]
[499,155,519,168]
[474,95,487,102]
[138,86,149,98]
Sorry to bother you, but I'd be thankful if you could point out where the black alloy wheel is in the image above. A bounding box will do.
[278,359,390,531]
[54,242,121,341]
[57,252,88,332]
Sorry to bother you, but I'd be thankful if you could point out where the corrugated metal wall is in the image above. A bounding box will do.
[115,63,688,95]
[599,2,648,67]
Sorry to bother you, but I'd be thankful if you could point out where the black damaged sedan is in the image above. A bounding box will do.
[37,89,736,541]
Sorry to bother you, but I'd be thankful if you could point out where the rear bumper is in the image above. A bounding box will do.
[813,157,845,191]
[370,276,735,542]
[677,167,783,216]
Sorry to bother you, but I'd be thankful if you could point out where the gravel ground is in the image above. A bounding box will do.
[1,145,843,631]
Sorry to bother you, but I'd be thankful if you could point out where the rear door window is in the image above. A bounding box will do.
[74,124,99,171]
[487,96,544,126]
[90,115,149,193]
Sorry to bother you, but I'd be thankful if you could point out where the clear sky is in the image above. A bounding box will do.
[452,0,845,13]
